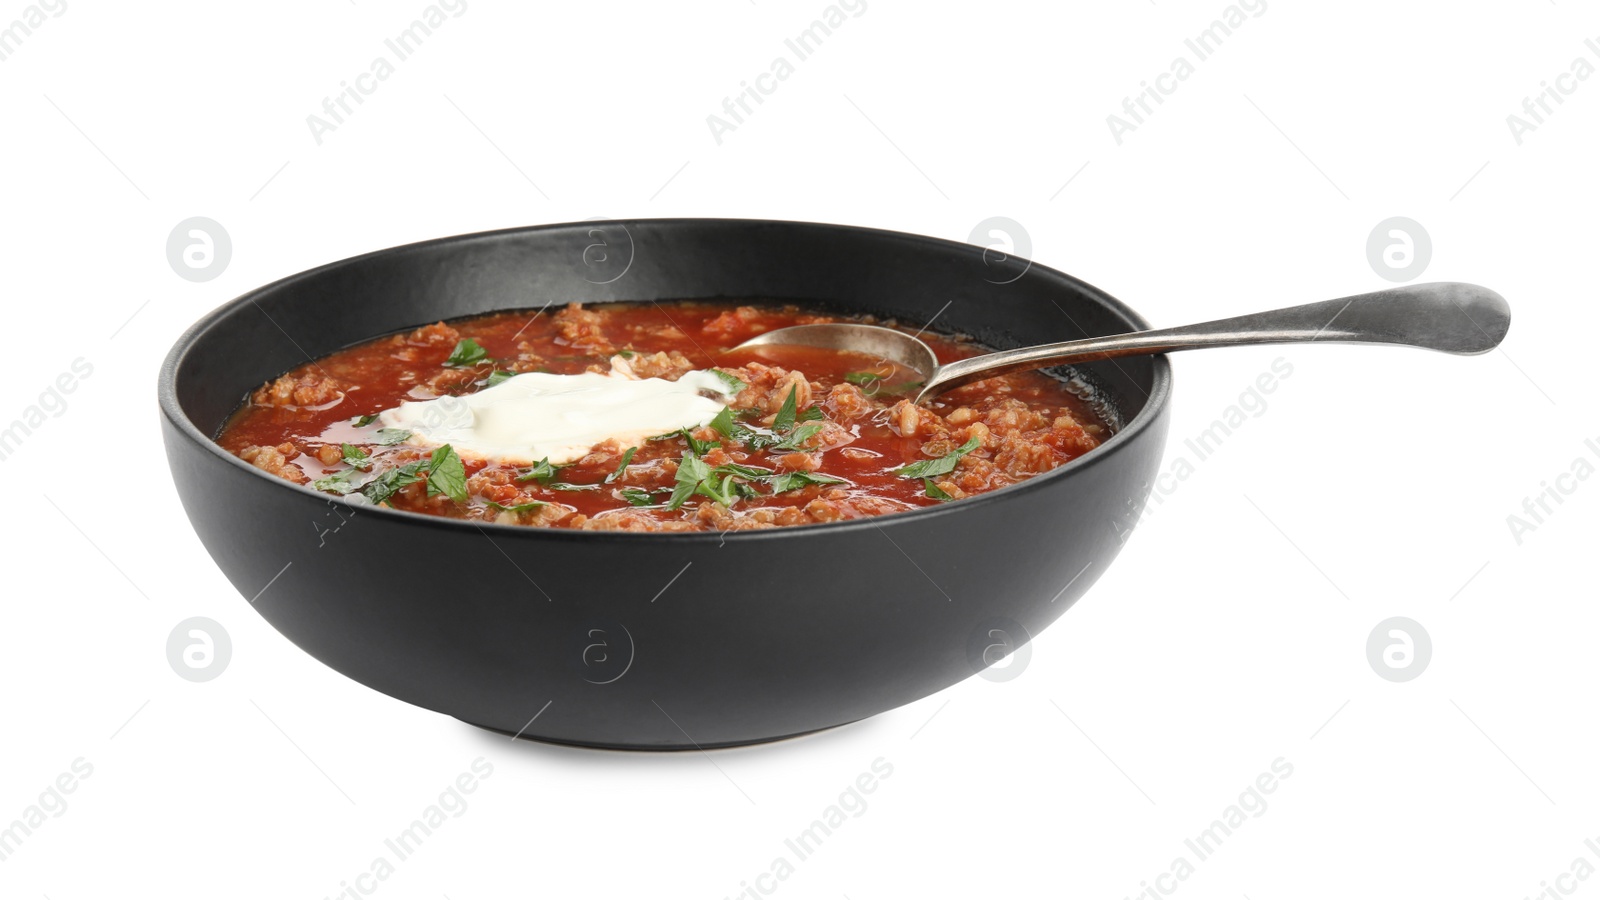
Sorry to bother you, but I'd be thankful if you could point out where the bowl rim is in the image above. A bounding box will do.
[158,217,1173,544]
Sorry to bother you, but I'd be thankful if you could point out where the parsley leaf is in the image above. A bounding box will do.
[735,425,781,452]
[768,472,847,494]
[484,369,515,388]
[666,452,711,511]
[709,406,785,452]
[606,447,637,484]
[696,473,741,506]
[487,499,546,514]
[648,428,718,455]
[683,429,721,455]
[709,406,737,439]
[895,436,983,479]
[843,372,920,397]
[924,478,954,501]
[772,423,823,452]
[516,458,563,483]
[313,469,364,495]
[375,428,412,446]
[340,443,373,470]
[711,370,748,394]
[547,481,600,492]
[444,338,489,367]
[425,444,468,504]
[772,385,799,433]
[844,371,886,397]
[616,349,635,359]
[712,462,773,479]
[620,487,657,507]
[659,443,847,510]
[351,413,379,427]
[767,384,825,434]
[359,460,427,505]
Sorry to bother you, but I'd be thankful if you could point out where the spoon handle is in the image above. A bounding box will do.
[924,282,1510,396]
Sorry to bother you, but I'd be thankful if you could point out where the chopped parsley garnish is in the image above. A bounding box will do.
[606,447,637,483]
[843,372,922,397]
[484,369,515,388]
[651,428,718,455]
[709,406,780,451]
[695,472,741,506]
[772,385,799,433]
[711,370,748,393]
[769,384,824,434]
[708,406,737,439]
[620,487,658,507]
[357,460,427,506]
[487,499,546,513]
[340,443,372,469]
[712,462,774,479]
[895,436,982,479]
[425,444,468,504]
[769,472,847,494]
[666,452,711,511]
[652,437,849,510]
[351,413,379,427]
[516,458,563,483]
[317,449,462,506]
[923,478,954,501]
[772,423,822,452]
[685,431,718,455]
[649,386,848,511]
[375,428,412,445]
[844,371,888,397]
[616,349,635,359]
[443,338,489,367]
[312,469,363,495]
[716,387,826,453]
[735,427,780,452]
[514,459,592,491]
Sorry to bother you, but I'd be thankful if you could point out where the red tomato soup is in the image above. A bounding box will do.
[216,302,1111,531]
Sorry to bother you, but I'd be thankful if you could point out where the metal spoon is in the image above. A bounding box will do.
[734,282,1510,404]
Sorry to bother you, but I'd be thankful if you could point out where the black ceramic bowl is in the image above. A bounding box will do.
[159,219,1172,749]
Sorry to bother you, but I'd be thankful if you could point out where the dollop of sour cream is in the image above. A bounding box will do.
[377,369,738,465]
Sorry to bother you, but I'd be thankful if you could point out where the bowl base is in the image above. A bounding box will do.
[457,717,863,752]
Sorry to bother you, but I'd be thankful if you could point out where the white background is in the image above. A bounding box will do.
[2,1,1596,897]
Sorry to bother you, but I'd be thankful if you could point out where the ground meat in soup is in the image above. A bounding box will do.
[215,302,1109,532]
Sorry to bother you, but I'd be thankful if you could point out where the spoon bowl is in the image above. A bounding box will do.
[735,282,1511,405]
[734,322,940,381]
